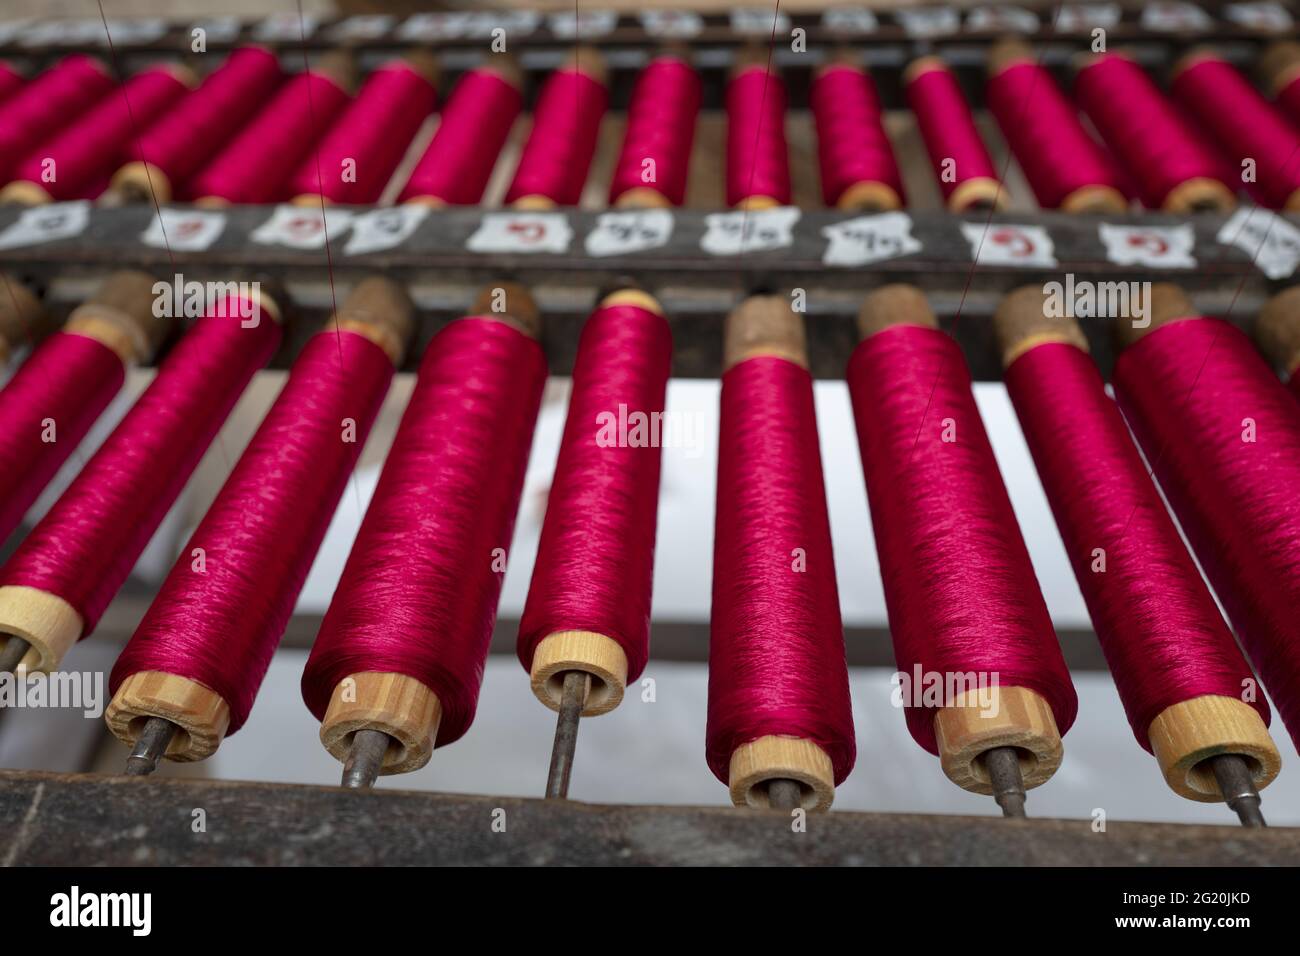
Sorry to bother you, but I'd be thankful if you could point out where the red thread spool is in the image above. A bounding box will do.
[505,50,608,208]
[287,55,438,206]
[1256,286,1300,403]
[112,46,284,203]
[986,43,1127,213]
[106,278,412,761]
[995,289,1278,801]
[0,54,113,183]
[810,57,904,210]
[725,57,791,209]
[2,65,192,204]
[1172,50,1300,211]
[846,285,1076,795]
[518,290,671,716]
[1075,53,1235,213]
[0,272,168,548]
[1113,286,1300,751]
[302,286,546,775]
[905,57,1005,212]
[609,54,700,208]
[1260,42,1300,128]
[0,62,23,104]
[187,54,354,205]
[0,286,282,674]
[398,58,523,206]
[707,296,854,811]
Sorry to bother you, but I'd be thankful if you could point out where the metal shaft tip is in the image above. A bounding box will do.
[984,746,1029,819]
[1209,754,1267,828]
[124,717,178,776]
[767,778,803,811]
[0,637,32,675]
[341,729,391,789]
[545,670,591,800]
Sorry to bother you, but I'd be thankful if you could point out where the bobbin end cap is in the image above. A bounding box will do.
[564,46,609,86]
[1259,42,1300,94]
[1255,286,1300,373]
[1115,283,1196,349]
[314,50,359,92]
[481,53,524,90]
[993,286,1089,366]
[988,38,1035,76]
[857,284,938,340]
[0,273,47,349]
[903,55,951,85]
[723,295,807,370]
[337,276,416,365]
[470,282,541,339]
[732,44,774,77]
[399,49,441,88]
[77,270,174,362]
[1148,695,1280,802]
[1172,46,1222,80]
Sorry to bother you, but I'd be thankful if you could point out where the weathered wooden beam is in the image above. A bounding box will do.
[1,769,1295,866]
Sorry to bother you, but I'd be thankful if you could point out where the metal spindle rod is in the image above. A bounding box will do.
[545,670,591,800]
[341,729,392,789]
[984,746,1028,819]
[124,717,178,776]
[1209,754,1267,828]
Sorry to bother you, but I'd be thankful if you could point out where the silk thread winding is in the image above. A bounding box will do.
[725,65,791,207]
[504,65,607,206]
[905,60,1001,210]
[0,55,113,182]
[608,56,700,207]
[810,63,904,208]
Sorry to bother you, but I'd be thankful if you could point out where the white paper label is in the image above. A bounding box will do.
[967,6,1040,32]
[1098,223,1196,269]
[1218,207,1300,279]
[639,11,703,37]
[1054,4,1122,31]
[0,202,90,250]
[897,8,961,37]
[344,206,429,256]
[585,210,674,258]
[701,207,801,256]
[141,209,227,252]
[467,212,572,255]
[251,205,354,250]
[253,14,318,42]
[190,17,242,43]
[1140,2,1213,31]
[822,213,922,266]
[821,8,879,33]
[330,16,394,41]
[1223,2,1293,29]
[962,222,1058,268]
[731,9,791,35]
[549,11,618,38]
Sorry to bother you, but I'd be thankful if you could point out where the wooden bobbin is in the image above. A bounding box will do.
[1114,282,1196,350]
[934,686,1064,794]
[104,672,231,761]
[992,284,1090,368]
[0,587,83,675]
[721,295,836,809]
[816,53,902,213]
[1148,695,1281,802]
[64,269,173,366]
[0,274,46,366]
[109,161,173,204]
[528,288,663,718]
[319,279,537,772]
[856,282,938,339]
[332,275,416,366]
[1255,285,1300,379]
[614,187,673,209]
[1260,41,1300,96]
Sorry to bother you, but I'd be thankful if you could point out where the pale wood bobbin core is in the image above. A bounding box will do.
[65,269,174,366]
[110,161,173,205]
[1255,286,1300,378]
[0,274,46,365]
[723,294,807,370]
[993,284,1090,368]
[614,187,673,209]
[331,276,416,366]
[1258,41,1300,96]
[729,736,837,812]
[0,587,83,674]
[856,283,938,340]
[934,685,1064,794]
[321,672,442,774]
[1060,184,1129,215]
[1163,178,1237,214]
[105,672,231,761]
[1148,695,1280,802]
[1114,282,1196,350]
[469,281,541,340]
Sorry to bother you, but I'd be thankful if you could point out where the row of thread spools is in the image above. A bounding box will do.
[1,38,1300,213]
[1,266,1300,822]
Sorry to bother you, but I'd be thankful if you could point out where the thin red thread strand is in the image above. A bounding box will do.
[518,303,672,681]
[1113,317,1300,750]
[503,65,607,206]
[810,64,904,208]
[706,356,856,785]
[607,56,700,206]
[0,54,115,182]
[0,62,22,104]
[1006,342,1267,749]
[905,63,1000,206]
[9,65,188,201]
[397,68,521,205]
[725,66,791,207]
[302,318,547,746]
[1075,54,1232,210]
[986,60,1124,210]
[110,330,393,734]
[185,69,351,204]
[0,333,124,546]
[0,297,280,634]
[1172,56,1300,210]
[285,60,437,205]
[846,326,1077,753]
[124,46,283,193]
